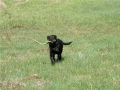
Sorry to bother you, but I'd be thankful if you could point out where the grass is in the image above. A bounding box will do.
[0,0,120,90]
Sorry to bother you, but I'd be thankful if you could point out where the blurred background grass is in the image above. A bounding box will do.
[0,0,120,90]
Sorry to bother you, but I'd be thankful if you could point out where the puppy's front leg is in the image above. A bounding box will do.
[50,53,55,64]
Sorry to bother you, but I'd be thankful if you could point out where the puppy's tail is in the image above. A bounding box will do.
[63,41,73,45]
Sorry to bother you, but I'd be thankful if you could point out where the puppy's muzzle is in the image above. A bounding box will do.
[48,39,56,43]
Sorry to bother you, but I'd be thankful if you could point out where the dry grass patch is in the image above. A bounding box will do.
[15,0,29,6]
[0,0,7,8]
[0,74,46,89]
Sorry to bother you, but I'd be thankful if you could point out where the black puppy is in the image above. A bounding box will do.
[47,35,72,64]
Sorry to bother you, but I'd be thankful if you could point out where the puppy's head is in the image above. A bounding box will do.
[47,35,57,43]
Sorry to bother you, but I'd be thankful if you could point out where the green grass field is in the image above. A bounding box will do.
[0,0,120,90]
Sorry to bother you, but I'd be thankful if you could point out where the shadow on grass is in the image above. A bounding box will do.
[41,57,65,65]
[58,57,65,63]
[55,57,65,64]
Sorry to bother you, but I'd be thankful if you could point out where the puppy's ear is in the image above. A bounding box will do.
[53,35,57,39]
[47,36,50,40]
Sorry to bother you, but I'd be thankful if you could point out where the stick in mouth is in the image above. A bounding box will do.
[31,38,51,45]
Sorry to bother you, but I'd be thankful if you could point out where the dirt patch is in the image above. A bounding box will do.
[21,74,40,80]
[12,25,24,29]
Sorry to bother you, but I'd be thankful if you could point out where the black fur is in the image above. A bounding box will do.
[47,35,72,64]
